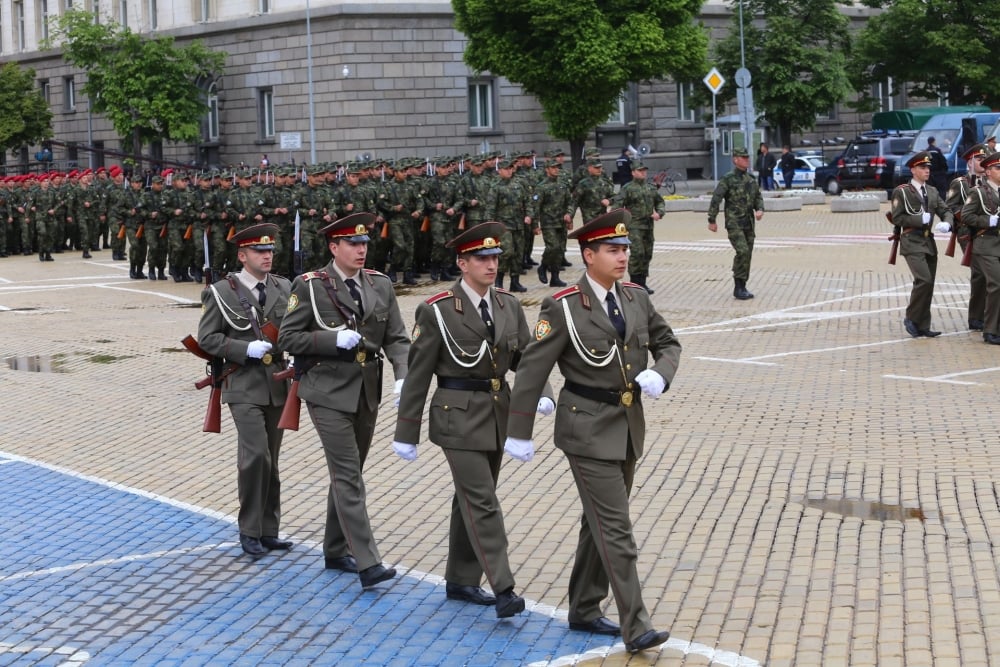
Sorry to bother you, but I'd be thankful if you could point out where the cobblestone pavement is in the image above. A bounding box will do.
[2,199,999,666]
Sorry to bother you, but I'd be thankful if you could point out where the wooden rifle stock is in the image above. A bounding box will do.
[277,379,301,431]
[159,224,168,238]
[420,215,430,232]
[945,231,957,257]
[136,224,144,239]
[886,211,900,265]
[203,386,222,433]
[961,234,974,267]
[116,223,126,240]
[183,224,194,240]
[457,213,466,231]
[380,220,389,238]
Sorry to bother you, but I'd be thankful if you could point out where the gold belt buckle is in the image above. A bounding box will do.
[490,378,501,392]
[356,349,367,363]
[261,352,273,366]
[620,390,634,407]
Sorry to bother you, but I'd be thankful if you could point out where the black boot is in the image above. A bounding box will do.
[191,267,204,283]
[734,278,753,300]
[429,264,440,281]
[495,272,504,289]
[387,269,398,283]
[403,270,417,286]
[509,274,527,293]
[129,264,137,279]
[561,258,572,267]
[39,252,46,262]
[134,264,146,279]
[549,269,567,287]
[24,249,33,256]
[44,251,54,261]
[170,266,182,282]
[180,267,193,282]
[537,264,549,285]
[632,274,654,295]
[157,268,167,281]
[82,249,92,259]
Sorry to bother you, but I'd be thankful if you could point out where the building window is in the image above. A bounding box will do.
[117,0,127,26]
[14,1,25,51]
[258,88,274,139]
[40,79,50,104]
[468,80,495,131]
[39,0,49,41]
[815,106,837,121]
[677,82,702,123]
[206,82,219,141]
[198,0,211,22]
[147,0,156,29]
[606,94,626,125]
[65,0,73,9]
[258,0,269,13]
[64,76,76,111]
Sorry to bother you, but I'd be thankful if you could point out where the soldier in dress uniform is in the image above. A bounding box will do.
[278,213,409,589]
[945,143,988,331]
[197,223,292,557]
[392,222,548,618]
[891,151,953,337]
[960,152,1000,344]
[708,147,764,300]
[503,209,681,654]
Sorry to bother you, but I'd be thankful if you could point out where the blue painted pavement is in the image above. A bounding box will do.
[0,455,618,666]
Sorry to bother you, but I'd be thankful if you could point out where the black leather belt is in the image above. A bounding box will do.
[438,376,504,392]
[903,226,933,238]
[564,381,634,407]
[979,228,1000,237]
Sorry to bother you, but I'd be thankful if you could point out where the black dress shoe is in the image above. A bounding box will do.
[446,583,497,606]
[260,536,292,550]
[919,329,941,337]
[359,563,396,588]
[495,588,525,618]
[240,534,267,557]
[903,318,921,337]
[970,319,985,331]
[625,628,670,653]
[568,616,620,636]
[984,333,1000,345]
[324,555,359,572]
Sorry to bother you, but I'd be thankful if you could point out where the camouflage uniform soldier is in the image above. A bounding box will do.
[457,157,492,228]
[162,171,197,282]
[269,170,298,278]
[534,159,574,287]
[122,176,148,279]
[17,176,37,256]
[613,160,665,293]
[192,172,224,283]
[573,158,614,222]
[107,168,130,261]
[708,148,764,300]
[143,176,169,280]
[423,158,461,281]
[61,173,81,254]
[484,159,535,292]
[0,178,10,257]
[74,171,101,260]
[376,160,424,284]
[294,166,335,272]
[571,148,602,191]
[33,174,63,261]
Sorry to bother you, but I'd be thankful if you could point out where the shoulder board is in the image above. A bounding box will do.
[425,290,453,305]
[301,271,324,281]
[622,281,644,290]
[363,268,389,280]
[495,287,512,296]
[553,285,580,300]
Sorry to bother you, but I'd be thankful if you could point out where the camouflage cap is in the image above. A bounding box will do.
[630,159,648,171]
[544,159,562,169]
[732,148,750,158]
[586,157,603,167]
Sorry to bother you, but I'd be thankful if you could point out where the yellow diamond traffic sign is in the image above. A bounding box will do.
[703,67,725,95]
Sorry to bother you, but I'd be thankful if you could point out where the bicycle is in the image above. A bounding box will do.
[652,168,686,195]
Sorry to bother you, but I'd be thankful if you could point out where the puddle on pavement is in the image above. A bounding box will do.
[801,497,929,522]
[5,354,67,373]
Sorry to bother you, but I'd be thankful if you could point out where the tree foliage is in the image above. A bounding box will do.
[711,0,852,144]
[452,0,708,151]
[848,0,1000,110]
[46,10,225,162]
[0,63,53,154]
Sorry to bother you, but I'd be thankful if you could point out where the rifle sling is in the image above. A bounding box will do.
[227,275,266,341]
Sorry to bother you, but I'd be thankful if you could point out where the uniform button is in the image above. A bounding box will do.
[571,405,577,412]
[626,364,632,370]
[493,395,498,402]
[444,405,449,410]
[590,348,597,353]
[623,345,628,352]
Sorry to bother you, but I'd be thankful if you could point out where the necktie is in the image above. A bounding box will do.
[345,278,364,318]
[920,185,928,209]
[479,298,495,339]
[255,282,266,309]
[606,292,626,339]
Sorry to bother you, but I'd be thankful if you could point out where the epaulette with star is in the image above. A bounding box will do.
[553,286,580,300]
[622,281,643,290]
[363,268,389,280]
[425,290,453,305]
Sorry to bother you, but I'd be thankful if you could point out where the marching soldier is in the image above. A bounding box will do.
[960,151,1000,344]
[484,159,535,292]
[572,157,613,223]
[376,160,423,284]
[613,159,665,294]
[392,222,544,619]
[534,159,574,287]
[945,143,988,331]
[891,151,953,337]
[278,213,409,589]
[197,223,292,556]
[708,147,764,300]
[503,209,681,654]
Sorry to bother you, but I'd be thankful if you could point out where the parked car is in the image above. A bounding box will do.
[894,112,1000,190]
[837,131,916,192]
[783,153,826,189]
[813,155,843,195]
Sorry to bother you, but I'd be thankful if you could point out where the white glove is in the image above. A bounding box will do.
[990,215,999,228]
[634,369,666,398]
[934,221,951,234]
[392,441,417,461]
[336,329,362,349]
[394,378,404,407]
[536,397,555,416]
[246,340,272,359]
[504,437,535,462]
[921,212,932,224]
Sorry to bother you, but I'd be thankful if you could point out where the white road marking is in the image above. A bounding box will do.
[95,284,197,304]
[883,366,1000,386]
[530,637,761,666]
[0,642,90,666]
[1,451,763,667]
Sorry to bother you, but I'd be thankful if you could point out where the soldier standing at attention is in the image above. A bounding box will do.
[613,159,665,294]
[503,209,681,654]
[534,159,574,287]
[891,151,953,337]
[392,222,544,619]
[278,213,409,589]
[573,157,614,223]
[198,223,292,557]
[960,152,1000,344]
[945,143,988,331]
[707,147,764,300]
[143,175,169,281]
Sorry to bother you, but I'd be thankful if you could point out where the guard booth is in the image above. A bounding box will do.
[710,114,765,179]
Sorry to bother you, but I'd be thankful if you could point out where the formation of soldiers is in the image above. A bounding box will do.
[0,148,664,293]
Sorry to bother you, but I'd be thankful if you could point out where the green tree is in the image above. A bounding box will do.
[452,0,708,164]
[0,62,53,157]
[848,0,1000,110]
[46,10,225,167]
[711,0,852,145]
